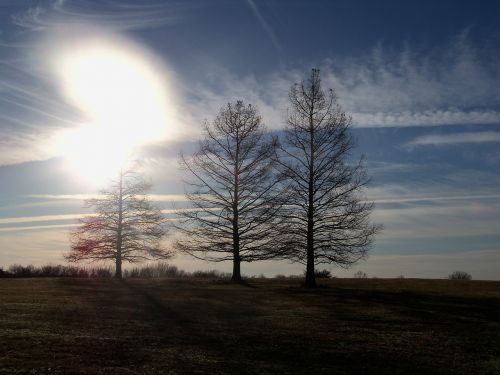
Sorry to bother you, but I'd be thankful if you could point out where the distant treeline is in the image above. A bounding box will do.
[0,263,334,279]
[0,264,114,278]
[0,263,229,279]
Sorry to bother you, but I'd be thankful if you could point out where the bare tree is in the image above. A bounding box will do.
[66,170,171,278]
[176,101,284,282]
[278,69,380,288]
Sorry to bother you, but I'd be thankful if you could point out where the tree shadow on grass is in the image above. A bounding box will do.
[57,278,239,374]
[37,278,500,375]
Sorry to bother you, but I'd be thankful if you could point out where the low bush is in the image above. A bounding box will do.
[448,271,472,280]
[353,270,367,279]
[0,267,10,278]
[191,269,231,279]
[124,263,186,278]
[315,269,333,278]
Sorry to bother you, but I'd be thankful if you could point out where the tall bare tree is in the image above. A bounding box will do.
[66,170,171,278]
[176,101,283,282]
[278,69,380,288]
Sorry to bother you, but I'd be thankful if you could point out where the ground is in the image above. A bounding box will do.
[0,277,499,374]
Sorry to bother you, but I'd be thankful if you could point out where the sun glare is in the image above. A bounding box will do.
[51,35,172,185]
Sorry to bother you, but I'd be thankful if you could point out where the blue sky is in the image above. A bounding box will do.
[1,0,500,279]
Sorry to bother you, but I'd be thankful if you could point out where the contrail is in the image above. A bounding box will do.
[246,0,283,56]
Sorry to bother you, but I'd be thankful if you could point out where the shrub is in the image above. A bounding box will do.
[448,271,472,280]
[124,263,187,278]
[191,269,230,279]
[274,274,302,280]
[0,267,10,278]
[315,269,333,278]
[40,264,64,277]
[90,267,113,278]
[353,270,367,279]
[9,264,35,277]
[302,269,333,278]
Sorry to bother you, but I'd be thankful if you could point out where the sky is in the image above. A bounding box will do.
[1,0,499,279]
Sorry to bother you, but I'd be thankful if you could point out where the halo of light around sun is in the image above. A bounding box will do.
[50,33,172,185]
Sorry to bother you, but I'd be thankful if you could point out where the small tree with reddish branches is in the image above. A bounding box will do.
[66,170,171,278]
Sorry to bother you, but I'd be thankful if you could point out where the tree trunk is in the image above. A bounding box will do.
[115,170,124,280]
[305,216,316,287]
[232,198,242,282]
[115,256,122,279]
[232,254,241,282]
[305,84,317,289]
[231,127,242,283]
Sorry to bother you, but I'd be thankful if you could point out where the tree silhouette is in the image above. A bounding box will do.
[176,101,284,282]
[66,170,171,278]
[278,69,380,288]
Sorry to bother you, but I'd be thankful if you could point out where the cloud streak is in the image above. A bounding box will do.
[11,0,191,32]
[0,213,88,225]
[371,193,500,204]
[0,223,78,233]
[26,193,188,202]
[405,131,500,147]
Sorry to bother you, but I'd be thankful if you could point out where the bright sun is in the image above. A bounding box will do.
[52,36,172,185]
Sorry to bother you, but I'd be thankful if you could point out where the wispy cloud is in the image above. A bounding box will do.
[371,193,500,204]
[0,130,56,165]
[0,45,83,166]
[185,29,500,129]
[0,206,198,228]
[0,223,78,232]
[26,193,188,202]
[11,1,192,32]
[25,194,101,200]
[0,213,87,225]
[405,131,500,147]
[362,182,500,242]
[353,110,500,128]
[321,29,500,127]
[373,200,500,240]
[367,182,500,203]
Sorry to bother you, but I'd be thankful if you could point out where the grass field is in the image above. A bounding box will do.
[1,277,499,374]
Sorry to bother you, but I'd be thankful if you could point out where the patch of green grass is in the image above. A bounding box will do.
[0,278,499,374]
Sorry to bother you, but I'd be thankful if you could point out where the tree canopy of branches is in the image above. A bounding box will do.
[278,69,380,288]
[176,101,284,282]
[66,170,171,278]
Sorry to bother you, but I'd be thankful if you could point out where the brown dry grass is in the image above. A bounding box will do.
[1,278,499,374]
